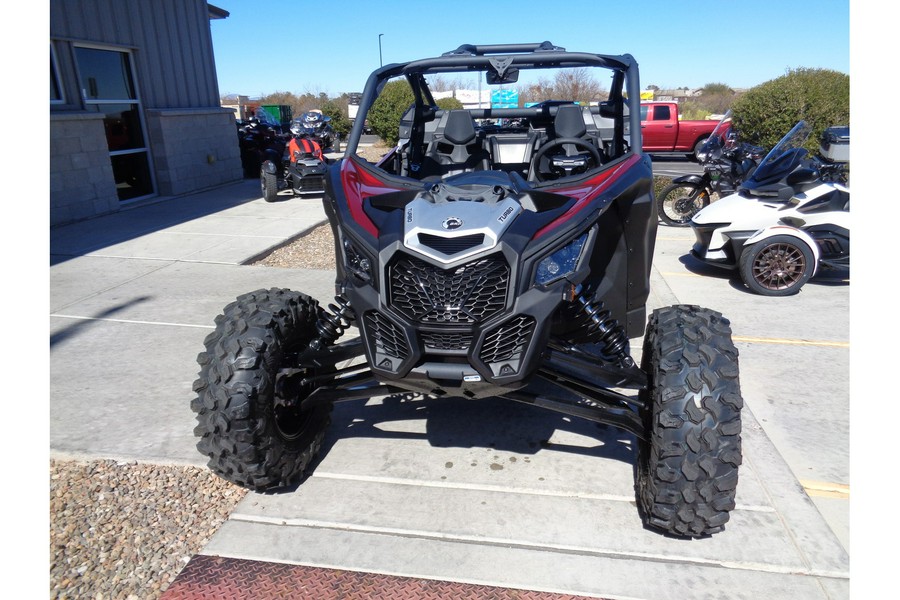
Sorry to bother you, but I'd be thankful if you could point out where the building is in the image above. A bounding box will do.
[50,0,242,226]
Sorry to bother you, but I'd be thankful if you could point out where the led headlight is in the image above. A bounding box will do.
[535,233,588,286]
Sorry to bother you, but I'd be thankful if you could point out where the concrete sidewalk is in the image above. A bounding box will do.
[49,179,850,599]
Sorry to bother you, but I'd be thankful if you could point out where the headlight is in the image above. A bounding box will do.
[535,233,588,286]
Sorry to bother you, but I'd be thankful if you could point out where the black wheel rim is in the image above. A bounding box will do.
[272,348,318,441]
[663,189,707,223]
[751,242,807,291]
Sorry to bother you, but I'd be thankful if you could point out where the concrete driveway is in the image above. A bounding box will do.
[49,176,850,599]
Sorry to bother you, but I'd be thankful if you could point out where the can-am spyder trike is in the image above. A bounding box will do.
[260,122,329,202]
[192,42,744,538]
[690,121,849,296]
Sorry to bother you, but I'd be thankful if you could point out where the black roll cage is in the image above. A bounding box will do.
[344,42,644,161]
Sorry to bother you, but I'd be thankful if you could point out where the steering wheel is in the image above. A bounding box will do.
[531,138,603,182]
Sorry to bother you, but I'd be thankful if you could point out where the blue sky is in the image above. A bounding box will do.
[209,0,850,98]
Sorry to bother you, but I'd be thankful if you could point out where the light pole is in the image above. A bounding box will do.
[378,33,384,67]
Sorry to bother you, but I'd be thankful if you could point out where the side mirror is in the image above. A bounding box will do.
[786,167,818,187]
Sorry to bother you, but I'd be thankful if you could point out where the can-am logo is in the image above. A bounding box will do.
[442,217,463,230]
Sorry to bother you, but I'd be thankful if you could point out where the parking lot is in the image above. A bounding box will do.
[49,174,850,599]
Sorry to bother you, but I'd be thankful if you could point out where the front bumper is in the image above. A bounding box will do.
[690,222,756,270]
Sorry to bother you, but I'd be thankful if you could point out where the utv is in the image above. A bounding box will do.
[192,42,743,538]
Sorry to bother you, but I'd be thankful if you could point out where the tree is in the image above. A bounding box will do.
[696,82,737,115]
[368,79,414,146]
[517,69,607,105]
[731,68,849,151]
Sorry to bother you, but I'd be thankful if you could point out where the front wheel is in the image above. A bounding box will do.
[637,305,743,537]
[261,169,278,202]
[739,235,815,296]
[191,288,333,491]
[656,183,710,227]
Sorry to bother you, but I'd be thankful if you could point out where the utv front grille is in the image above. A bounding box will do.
[363,311,409,360]
[421,331,474,350]
[389,254,509,324]
[480,315,536,367]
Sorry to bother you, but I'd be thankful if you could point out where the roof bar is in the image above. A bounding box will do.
[442,41,566,56]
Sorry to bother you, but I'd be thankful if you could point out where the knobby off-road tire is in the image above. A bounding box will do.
[656,183,710,227]
[637,305,743,537]
[191,288,332,491]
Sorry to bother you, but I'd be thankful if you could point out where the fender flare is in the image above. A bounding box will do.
[743,226,820,276]
[261,159,279,175]
[670,174,706,186]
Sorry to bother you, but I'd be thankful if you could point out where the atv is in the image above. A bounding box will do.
[192,42,744,538]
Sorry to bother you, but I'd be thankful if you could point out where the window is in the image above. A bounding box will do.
[50,43,64,104]
[74,45,154,202]
[655,105,671,120]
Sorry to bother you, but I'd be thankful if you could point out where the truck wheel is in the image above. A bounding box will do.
[739,235,814,296]
[656,183,709,227]
[261,169,278,202]
[636,305,743,538]
[191,289,333,491]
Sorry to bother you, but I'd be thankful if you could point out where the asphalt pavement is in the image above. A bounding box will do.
[49,172,850,599]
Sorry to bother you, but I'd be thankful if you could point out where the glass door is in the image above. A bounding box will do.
[74,45,155,201]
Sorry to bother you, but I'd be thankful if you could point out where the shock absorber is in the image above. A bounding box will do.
[573,287,633,366]
[310,295,355,351]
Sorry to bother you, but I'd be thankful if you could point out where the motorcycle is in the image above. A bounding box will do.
[237,115,286,179]
[690,120,849,296]
[260,123,329,202]
[656,110,765,226]
[289,111,336,152]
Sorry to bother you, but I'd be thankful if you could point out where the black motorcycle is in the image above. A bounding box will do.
[289,111,336,152]
[656,111,764,226]
[237,116,287,179]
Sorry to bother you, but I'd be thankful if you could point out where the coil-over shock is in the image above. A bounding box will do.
[309,295,355,351]
[572,285,634,367]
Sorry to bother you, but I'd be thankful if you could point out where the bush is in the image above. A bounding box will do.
[436,97,464,111]
[320,99,352,138]
[730,68,849,153]
[368,79,415,146]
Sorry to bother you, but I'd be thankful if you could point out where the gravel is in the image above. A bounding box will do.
[50,458,247,599]
[252,221,336,270]
[251,141,391,272]
[49,143,391,599]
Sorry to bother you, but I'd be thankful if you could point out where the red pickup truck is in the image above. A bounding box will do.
[641,101,718,160]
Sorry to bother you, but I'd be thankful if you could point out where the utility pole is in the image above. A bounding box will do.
[378,34,384,67]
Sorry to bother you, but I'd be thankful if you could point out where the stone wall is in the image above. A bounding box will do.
[50,112,120,226]
[145,108,243,197]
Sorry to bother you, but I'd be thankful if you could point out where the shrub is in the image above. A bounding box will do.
[436,97,464,111]
[730,68,849,153]
[368,79,415,146]
[320,99,352,138]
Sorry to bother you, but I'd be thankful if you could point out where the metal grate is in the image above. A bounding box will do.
[480,315,536,365]
[421,331,474,350]
[364,311,409,360]
[162,554,606,599]
[389,254,509,324]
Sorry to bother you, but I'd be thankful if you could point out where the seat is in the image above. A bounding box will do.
[420,111,490,179]
[528,105,603,181]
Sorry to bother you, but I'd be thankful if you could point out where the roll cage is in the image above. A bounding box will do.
[344,42,644,183]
